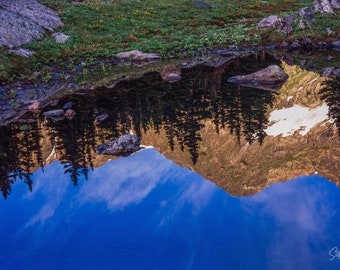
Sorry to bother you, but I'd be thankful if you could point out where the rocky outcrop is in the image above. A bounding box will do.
[313,0,340,13]
[96,134,143,156]
[0,0,63,48]
[258,13,297,36]
[115,50,161,65]
[227,65,289,91]
[257,15,282,29]
[332,0,340,8]
[258,1,339,36]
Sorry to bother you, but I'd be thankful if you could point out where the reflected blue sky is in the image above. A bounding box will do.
[1,148,340,270]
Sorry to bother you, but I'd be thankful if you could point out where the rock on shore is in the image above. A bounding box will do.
[0,0,63,48]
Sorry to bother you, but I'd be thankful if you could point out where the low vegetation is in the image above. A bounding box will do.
[0,0,339,81]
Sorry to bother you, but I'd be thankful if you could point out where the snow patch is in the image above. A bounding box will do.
[265,103,329,137]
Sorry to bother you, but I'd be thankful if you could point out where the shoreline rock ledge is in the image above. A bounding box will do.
[0,0,63,48]
[227,65,289,91]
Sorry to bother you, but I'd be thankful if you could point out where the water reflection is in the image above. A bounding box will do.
[0,54,278,197]
[1,53,339,198]
[0,148,340,270]
[0,120,43,198]
[320,77,340,136]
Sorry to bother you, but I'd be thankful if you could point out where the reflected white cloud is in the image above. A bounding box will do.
[242,176,335,268]
[77,148,175,210]
[25,161,69,227]
[156,178,217,227]
[26,204,56,227]
[22,148,217,228]
[244,178,333,232]
[2,151,340,270]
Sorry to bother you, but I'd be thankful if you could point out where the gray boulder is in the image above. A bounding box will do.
[96,134,143,156]
[227,65,289,92]
[52,32,70,44]
[322,67,340,77]
[115,50,160,63]
[322,67,335,77]
[257,14,295,35]
[280,14,295,35]
[331,40,340,50]
[193,0,212,9]
[257,6,318,35]
[257,15,282,29]
[313,0,340,12]
[0,0,63,48]
[332,69,340,77]
[7,48,36,57]
[290,39,302,50]
[331,0,340,8]
[298,7,315,18]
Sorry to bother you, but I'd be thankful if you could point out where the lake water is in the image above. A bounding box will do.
[0,51,339,269]
[1,148,340,269]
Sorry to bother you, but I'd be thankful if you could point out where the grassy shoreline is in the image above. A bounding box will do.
[0,0,339,82]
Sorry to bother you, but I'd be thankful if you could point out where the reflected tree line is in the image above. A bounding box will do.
[0,120,43,199]
[4,53,338,198]
[319,77,340,137]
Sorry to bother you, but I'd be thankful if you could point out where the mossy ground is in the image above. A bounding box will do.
[0,0,339,81]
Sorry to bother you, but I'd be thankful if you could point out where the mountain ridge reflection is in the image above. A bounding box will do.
[0,54,277,198]
[0,148,340,270]
[0,54,339,198]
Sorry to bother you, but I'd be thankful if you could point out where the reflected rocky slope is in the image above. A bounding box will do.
[0,53,339,198]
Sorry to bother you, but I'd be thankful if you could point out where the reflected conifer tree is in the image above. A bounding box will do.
[0,126,17,199]
[221,85,242,143]
[0,118,43,198]
[239,87,274,145]
[12,121,42,191]
[45,97,96,186]
[90,54,275,164]
[0,53,279,197]
[94,92,131,142]
[219,56,276,145]
[320,77,340,137]
[125,74,165,137]
[160,67,209,164]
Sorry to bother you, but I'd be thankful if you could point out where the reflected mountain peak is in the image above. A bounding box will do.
[1,53,339,198]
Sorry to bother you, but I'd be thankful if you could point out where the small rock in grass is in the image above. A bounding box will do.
[52,32,70,43]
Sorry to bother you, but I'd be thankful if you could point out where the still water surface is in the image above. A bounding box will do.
[0,52,339,269]
[1,148,340,270]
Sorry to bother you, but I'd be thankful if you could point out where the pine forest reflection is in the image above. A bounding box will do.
[1,54,338,198]
[320,77,340,136]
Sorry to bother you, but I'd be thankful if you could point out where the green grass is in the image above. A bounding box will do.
[1,0,338,81]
